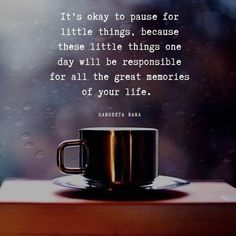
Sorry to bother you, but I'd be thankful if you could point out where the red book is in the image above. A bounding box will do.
[0,179,236,235]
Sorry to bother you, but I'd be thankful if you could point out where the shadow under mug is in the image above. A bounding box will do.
[57,127,158,187]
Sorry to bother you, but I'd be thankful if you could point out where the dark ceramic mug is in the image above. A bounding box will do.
[57,127,158,187]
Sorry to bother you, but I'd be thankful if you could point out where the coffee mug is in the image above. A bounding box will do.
[57,127,158,187]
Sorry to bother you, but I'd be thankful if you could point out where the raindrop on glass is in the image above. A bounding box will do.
[228,149,235,154]
[14,119,24,127]
[223,158,231,164]
[21,132,30,140]
[25,141,34,149]
[3,105,11,111]
[175,109,185,116]
[0,141,5,152]
[204,92,211,97]
[35,150,45,159]
[7,115,13,120]
[32,75,39,83]
[36,37,41,43]
[23,103,33,111]
[52,88,59,94]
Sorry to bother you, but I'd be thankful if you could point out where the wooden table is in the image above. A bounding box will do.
[0,179,236,235]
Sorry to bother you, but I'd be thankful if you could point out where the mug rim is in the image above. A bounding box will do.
[80,127,158,131]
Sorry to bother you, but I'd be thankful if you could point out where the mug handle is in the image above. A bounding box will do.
[57,139,88,174]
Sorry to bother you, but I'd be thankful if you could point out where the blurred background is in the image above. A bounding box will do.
[0,0,235,186]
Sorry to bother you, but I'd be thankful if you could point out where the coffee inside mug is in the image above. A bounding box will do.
[57,127,158,187]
